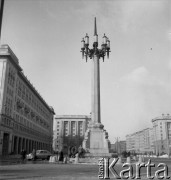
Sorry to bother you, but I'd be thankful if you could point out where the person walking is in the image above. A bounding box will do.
[58,150,64,163]
[32,149,36,161]
[21,149,27,163]
[78,145,83,158]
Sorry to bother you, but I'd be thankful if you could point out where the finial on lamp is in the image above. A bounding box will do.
[94,17,97,36]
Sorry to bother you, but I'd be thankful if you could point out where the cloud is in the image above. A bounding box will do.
[120,66,153,85]
[119,66,171,94]
[168,59,171,70]
[112,66,171,133]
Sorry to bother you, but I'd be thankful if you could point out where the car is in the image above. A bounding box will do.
[26,150,52,160]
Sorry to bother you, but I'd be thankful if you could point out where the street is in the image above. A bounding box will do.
[0,158,171,180]
[0,162,98,180]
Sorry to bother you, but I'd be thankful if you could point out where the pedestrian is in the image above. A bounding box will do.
[78,145,83,158]
[58,150,64,163]
[68,146,71,158]
[32,149,36,161]
[21,149,26,163]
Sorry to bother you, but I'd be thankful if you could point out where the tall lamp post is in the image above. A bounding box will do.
[81,18,110,155]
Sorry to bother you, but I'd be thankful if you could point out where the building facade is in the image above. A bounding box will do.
[53,115,91,152]
[126,128,154,154]
[152,114,171,155]
[0,45,55,155]
[111,140,126,154]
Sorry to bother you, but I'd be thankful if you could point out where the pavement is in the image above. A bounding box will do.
[0,162,99,180]
[0,155,22,165]
[0,156,171,180]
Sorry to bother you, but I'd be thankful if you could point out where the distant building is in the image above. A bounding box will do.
[126,133,136,153]
[152,114,171,155]
[126,128,154,154]
[53,115,91,152]
[111,140,126,154]
[0,45,55,155]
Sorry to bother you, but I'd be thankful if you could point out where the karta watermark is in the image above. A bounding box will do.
[98,158,170,179]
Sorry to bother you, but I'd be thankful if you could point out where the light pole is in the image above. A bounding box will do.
[81,18,110,155]
[81,17,110,126]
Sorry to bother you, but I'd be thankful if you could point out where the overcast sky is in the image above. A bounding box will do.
[1,0,171,142]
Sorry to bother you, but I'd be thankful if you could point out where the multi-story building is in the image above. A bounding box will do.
[111,140,126,154]
[152,114,171,155]
[126,133,136,153]
[0,45,55,155]
[126,128,154,154]
[53,115,91,152]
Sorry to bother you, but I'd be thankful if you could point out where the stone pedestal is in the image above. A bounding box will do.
[82,122,110,156]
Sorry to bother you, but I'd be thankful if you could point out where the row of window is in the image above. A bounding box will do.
[14,109,49,131]
[16,78,50,120]
[5,96,13,117]
[1,116,48,139]
[5,64,53,129]
[7,86,14,97]
[7,66,15,87]
[14,97,50,130]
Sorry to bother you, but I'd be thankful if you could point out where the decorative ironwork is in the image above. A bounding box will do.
[81,17,110,62]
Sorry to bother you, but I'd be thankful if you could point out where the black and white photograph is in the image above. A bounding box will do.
[0,0,170,179]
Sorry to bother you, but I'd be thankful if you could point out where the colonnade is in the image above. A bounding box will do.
[11,135,51,154]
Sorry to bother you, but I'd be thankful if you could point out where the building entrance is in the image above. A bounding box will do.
[2,133,9,155]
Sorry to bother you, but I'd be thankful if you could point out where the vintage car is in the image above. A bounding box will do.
[26,150,52,160]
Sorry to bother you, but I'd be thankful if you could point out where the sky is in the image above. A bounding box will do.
[1,0,171,143]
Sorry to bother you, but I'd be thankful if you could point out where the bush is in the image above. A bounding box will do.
[111,153,118,158]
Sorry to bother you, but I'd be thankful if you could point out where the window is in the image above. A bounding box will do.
[71,121,76,136]
[64,121,68,136]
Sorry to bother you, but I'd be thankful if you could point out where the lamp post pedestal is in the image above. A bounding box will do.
[82,123,110,155]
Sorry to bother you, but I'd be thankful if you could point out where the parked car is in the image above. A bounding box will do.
[27,150,52,160]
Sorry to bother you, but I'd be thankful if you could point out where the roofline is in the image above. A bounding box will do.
[55,115,91,119]
[152,116,171,122]
[126,127,152,137]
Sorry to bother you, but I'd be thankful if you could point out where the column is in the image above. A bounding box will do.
[11,135,14,154]
[91,55,101,124]
[18,137,21,154]
[8,133,12,154]
[26,139,28,153]
[76,121,79,136]
[14,136,18,154]
[68,120,71,136]
[22,138,25,149]
[29,140,31,152]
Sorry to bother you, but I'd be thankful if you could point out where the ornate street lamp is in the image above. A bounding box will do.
[81,17,110,62]
[81,18,110,155]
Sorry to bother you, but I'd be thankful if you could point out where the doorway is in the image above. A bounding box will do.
[2,133,9,155]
